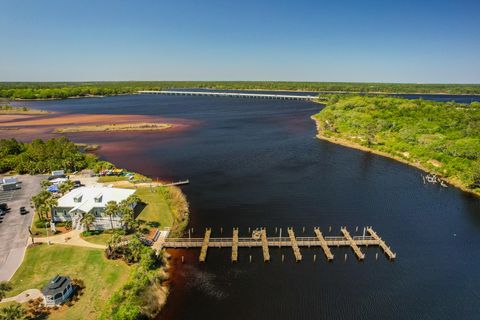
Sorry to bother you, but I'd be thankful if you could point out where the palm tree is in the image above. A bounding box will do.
[0,303,25,320]
[58,180,74,195]
[126,237,144,263]
[126,194,141,207]
[104,201,119,231]
[119,203,134,232]
[105,232,123,259]
[37,204,50,221]
[44,197,58,220]
[0,281,12,301]
[32,190,50,220]
[80,212,95,232]
[40,179,52,189]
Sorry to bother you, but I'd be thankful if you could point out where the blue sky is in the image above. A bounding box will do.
[1,0,479,83]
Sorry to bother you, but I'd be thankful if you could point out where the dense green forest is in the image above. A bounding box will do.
[1,81,480,99]
[313,96,480,194]
[0,137,112,174]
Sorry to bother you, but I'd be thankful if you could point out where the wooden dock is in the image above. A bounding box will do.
[287,228,302,262]
[232,227,239,262]
[161,179,189,187]
[165,227,395,263]
[314,227,334,261]
[261,228,270,262]
[366,227,396,260]
[199,228,211,262]
[341,227,365,260]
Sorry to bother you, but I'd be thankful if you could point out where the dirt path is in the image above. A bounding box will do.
[31,230,106,249]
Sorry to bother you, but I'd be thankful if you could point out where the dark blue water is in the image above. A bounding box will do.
[17,93,480,320]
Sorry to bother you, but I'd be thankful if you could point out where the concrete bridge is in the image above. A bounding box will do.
[138,90,318,101]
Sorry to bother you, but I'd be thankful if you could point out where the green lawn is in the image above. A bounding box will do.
[8,244,130,320]
[97,176,128,183]
[80,232,116,245]
[135,186,173,228]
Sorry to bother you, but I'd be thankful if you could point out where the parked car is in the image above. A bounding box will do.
[48,174,66,181]
[19,207,28,215]
[0,203,8,211]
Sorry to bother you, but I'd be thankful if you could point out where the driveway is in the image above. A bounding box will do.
[0,175,45,281]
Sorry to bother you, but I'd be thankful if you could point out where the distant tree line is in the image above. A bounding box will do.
[1,81,480,99]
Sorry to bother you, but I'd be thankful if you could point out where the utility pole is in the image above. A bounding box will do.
[28,226,34,244]
[45,221,51,245]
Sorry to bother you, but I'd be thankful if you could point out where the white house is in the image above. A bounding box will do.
[53,186,137,230]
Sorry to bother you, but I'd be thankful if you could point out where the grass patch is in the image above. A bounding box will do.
[0,105,48,114]
[135,186,189,236]
[53,123,172,133]
[80,230,133,246]
[8,244,130,320]
[80,231,116,245]
[98,172,151,184]
[135,187,173,227]
[97,176,129,183]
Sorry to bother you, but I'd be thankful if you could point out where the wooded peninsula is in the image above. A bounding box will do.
[313,96,480,195]
[1,81,480,100]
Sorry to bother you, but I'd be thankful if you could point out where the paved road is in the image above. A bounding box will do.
[0,175,45,281]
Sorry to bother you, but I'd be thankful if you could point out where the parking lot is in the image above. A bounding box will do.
[0,175,45,281]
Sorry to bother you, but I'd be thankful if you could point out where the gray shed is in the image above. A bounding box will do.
[42,275,74,306]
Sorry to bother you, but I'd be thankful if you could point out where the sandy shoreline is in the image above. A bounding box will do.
[0,112,192,141]
[311,116,480,197]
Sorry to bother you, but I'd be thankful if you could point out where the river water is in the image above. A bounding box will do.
[18,93,480,319]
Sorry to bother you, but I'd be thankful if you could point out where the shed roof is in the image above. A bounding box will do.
[41,275,71,296]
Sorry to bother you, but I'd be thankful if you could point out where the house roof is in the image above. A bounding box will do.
[42,275,71,296]
[57,186,135,213]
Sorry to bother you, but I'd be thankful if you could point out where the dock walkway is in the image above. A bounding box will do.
[341,227,365,260]
[199,228,211,262]
[166,227,395,263]
[261,228,270,262]
[367,227,396,260]
[232,228,239,262]
[287,228,302,262]
[314,227,334,261]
